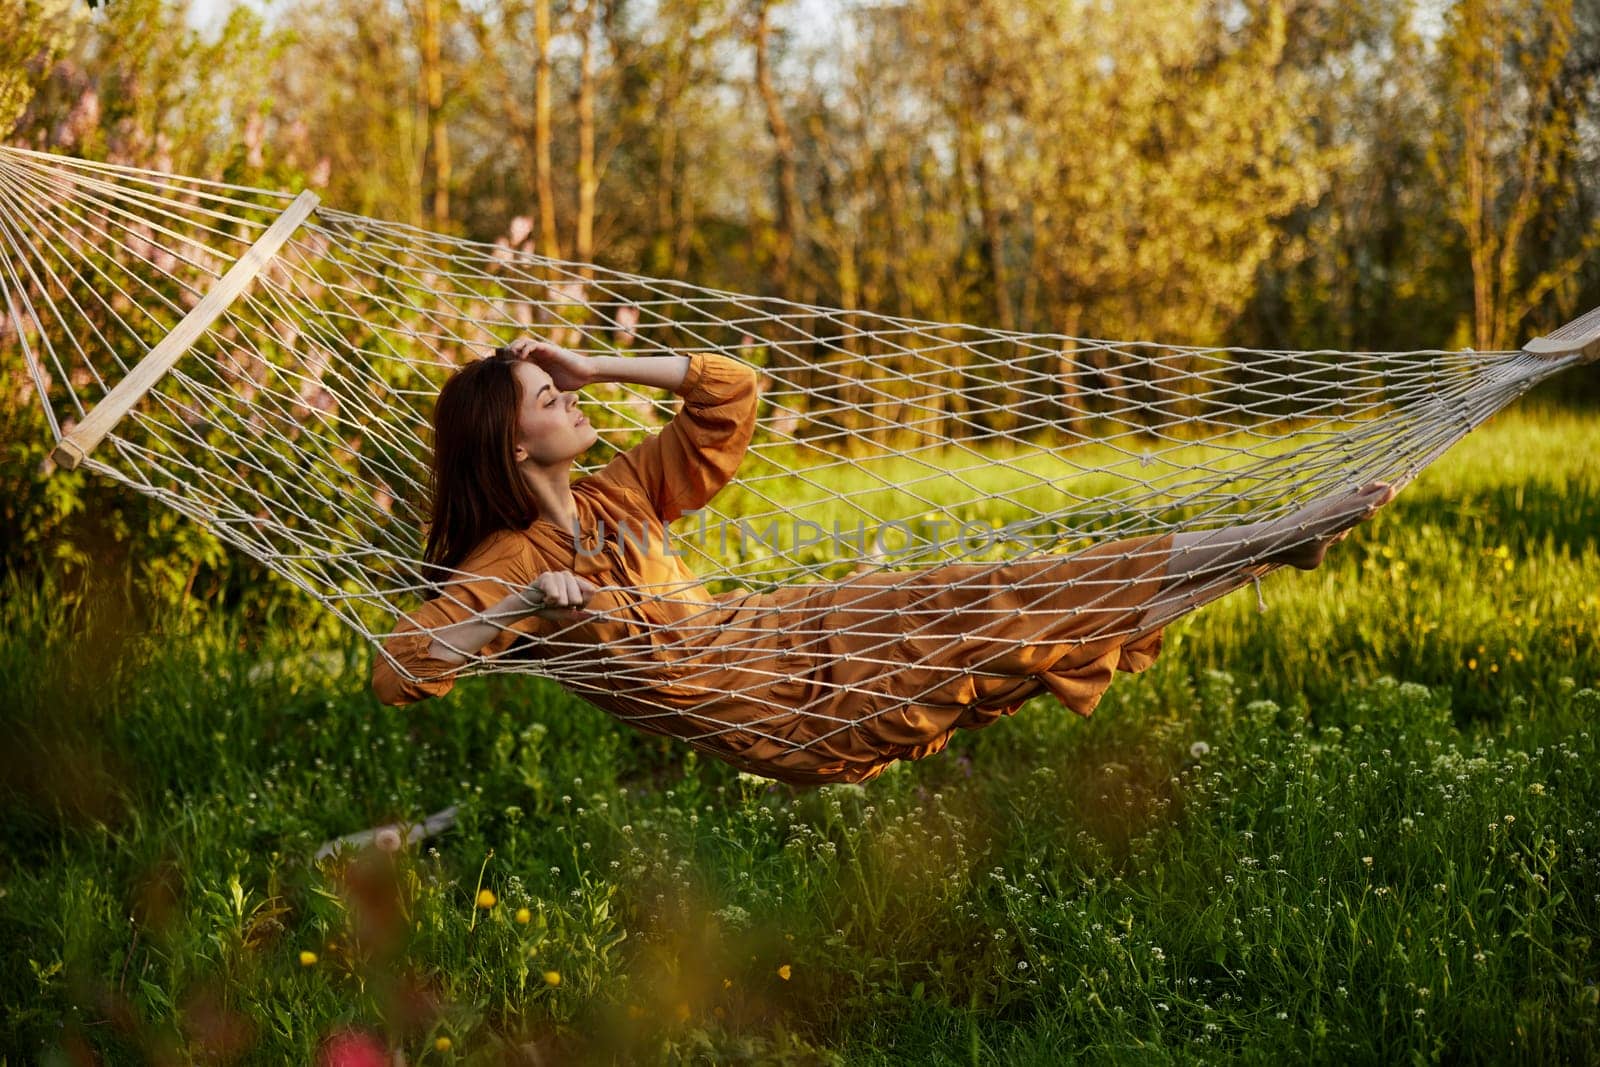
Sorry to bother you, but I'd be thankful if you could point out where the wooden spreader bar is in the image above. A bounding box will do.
[50,190,321,470]
[1522,305,1600,363]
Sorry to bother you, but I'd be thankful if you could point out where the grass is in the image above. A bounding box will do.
[1,406,1597,1065]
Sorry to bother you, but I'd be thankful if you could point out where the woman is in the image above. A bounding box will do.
[372,340,1394,785]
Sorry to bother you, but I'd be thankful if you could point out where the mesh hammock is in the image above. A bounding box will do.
[3,146,1595,764]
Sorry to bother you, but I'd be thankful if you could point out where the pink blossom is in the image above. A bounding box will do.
[507,215,534,248]
[548,280,587,305]
[302,346,331,383]
[318,1028,388,1067]
[243,112,265,169]
[615,304,640,344]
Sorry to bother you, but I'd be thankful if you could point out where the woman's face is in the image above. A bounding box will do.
[510,360,598,467]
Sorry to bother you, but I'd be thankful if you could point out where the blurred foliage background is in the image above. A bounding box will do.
[2,0,1598,633]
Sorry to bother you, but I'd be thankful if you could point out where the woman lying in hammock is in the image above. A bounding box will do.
[372,341,1396,785]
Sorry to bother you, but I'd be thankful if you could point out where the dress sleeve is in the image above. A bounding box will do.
[596,351,760,522]
[370,532,541,706]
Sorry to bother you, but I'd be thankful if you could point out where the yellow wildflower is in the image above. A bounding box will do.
[476,889,497,909]
[777,964,792,981]
[516,907,531,924]
[299,950,318,967]
[434,1037,452,1052]
[543,970,561,987]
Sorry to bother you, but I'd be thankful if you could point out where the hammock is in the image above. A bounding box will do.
[2,146,1595,756]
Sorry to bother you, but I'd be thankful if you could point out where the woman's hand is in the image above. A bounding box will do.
[502,337,594,393]
[515,569,599,618]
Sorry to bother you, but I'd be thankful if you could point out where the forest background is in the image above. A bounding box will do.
[2,0,1599,624]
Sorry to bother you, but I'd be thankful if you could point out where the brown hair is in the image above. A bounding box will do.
[421,348,540,587]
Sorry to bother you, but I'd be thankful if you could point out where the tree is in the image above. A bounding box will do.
[1432,0,1600,350]
[1236,0,1461,352]
[0,0,81,138]
[1,0,335,623]
[752,0,802,298]
[419,0,454,230]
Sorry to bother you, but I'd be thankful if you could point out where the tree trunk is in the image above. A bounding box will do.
[575,0,597,277]
[420,0,451,230]
[972,137,1013,334]
[754,0,801,298]
[651,59,681,278]
[535,0,560,259]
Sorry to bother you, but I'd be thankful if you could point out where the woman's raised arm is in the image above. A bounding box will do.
[501,338,692,395]
[595,351,761,521]
[503,340,761,523]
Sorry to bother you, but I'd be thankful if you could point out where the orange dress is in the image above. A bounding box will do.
[372,351,1174,785]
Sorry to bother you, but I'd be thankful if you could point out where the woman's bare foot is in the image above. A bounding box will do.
[1267,482,1398,570]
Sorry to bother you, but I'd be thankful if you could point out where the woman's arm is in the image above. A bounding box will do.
[371,530,590,705]
[423,590,535,667]
[424,571,597,667]
[498,338,760,522]
[588,353,692,393]
[501,338,691,394]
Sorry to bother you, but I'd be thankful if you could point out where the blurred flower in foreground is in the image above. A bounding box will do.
[543,971,561,987]
[777,964,792,981]
[318,1028,387,1067]
[477,889,497,909]
[299,950,318,967]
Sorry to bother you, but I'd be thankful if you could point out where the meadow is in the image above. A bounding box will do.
[1,406,1597,1065]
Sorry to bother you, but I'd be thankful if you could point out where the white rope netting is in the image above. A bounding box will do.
[1,146,1592,756]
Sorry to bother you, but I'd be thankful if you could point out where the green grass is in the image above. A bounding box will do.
[1,407,1597,1065]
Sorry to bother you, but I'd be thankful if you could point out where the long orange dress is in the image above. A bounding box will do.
[372,351,1174,785]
